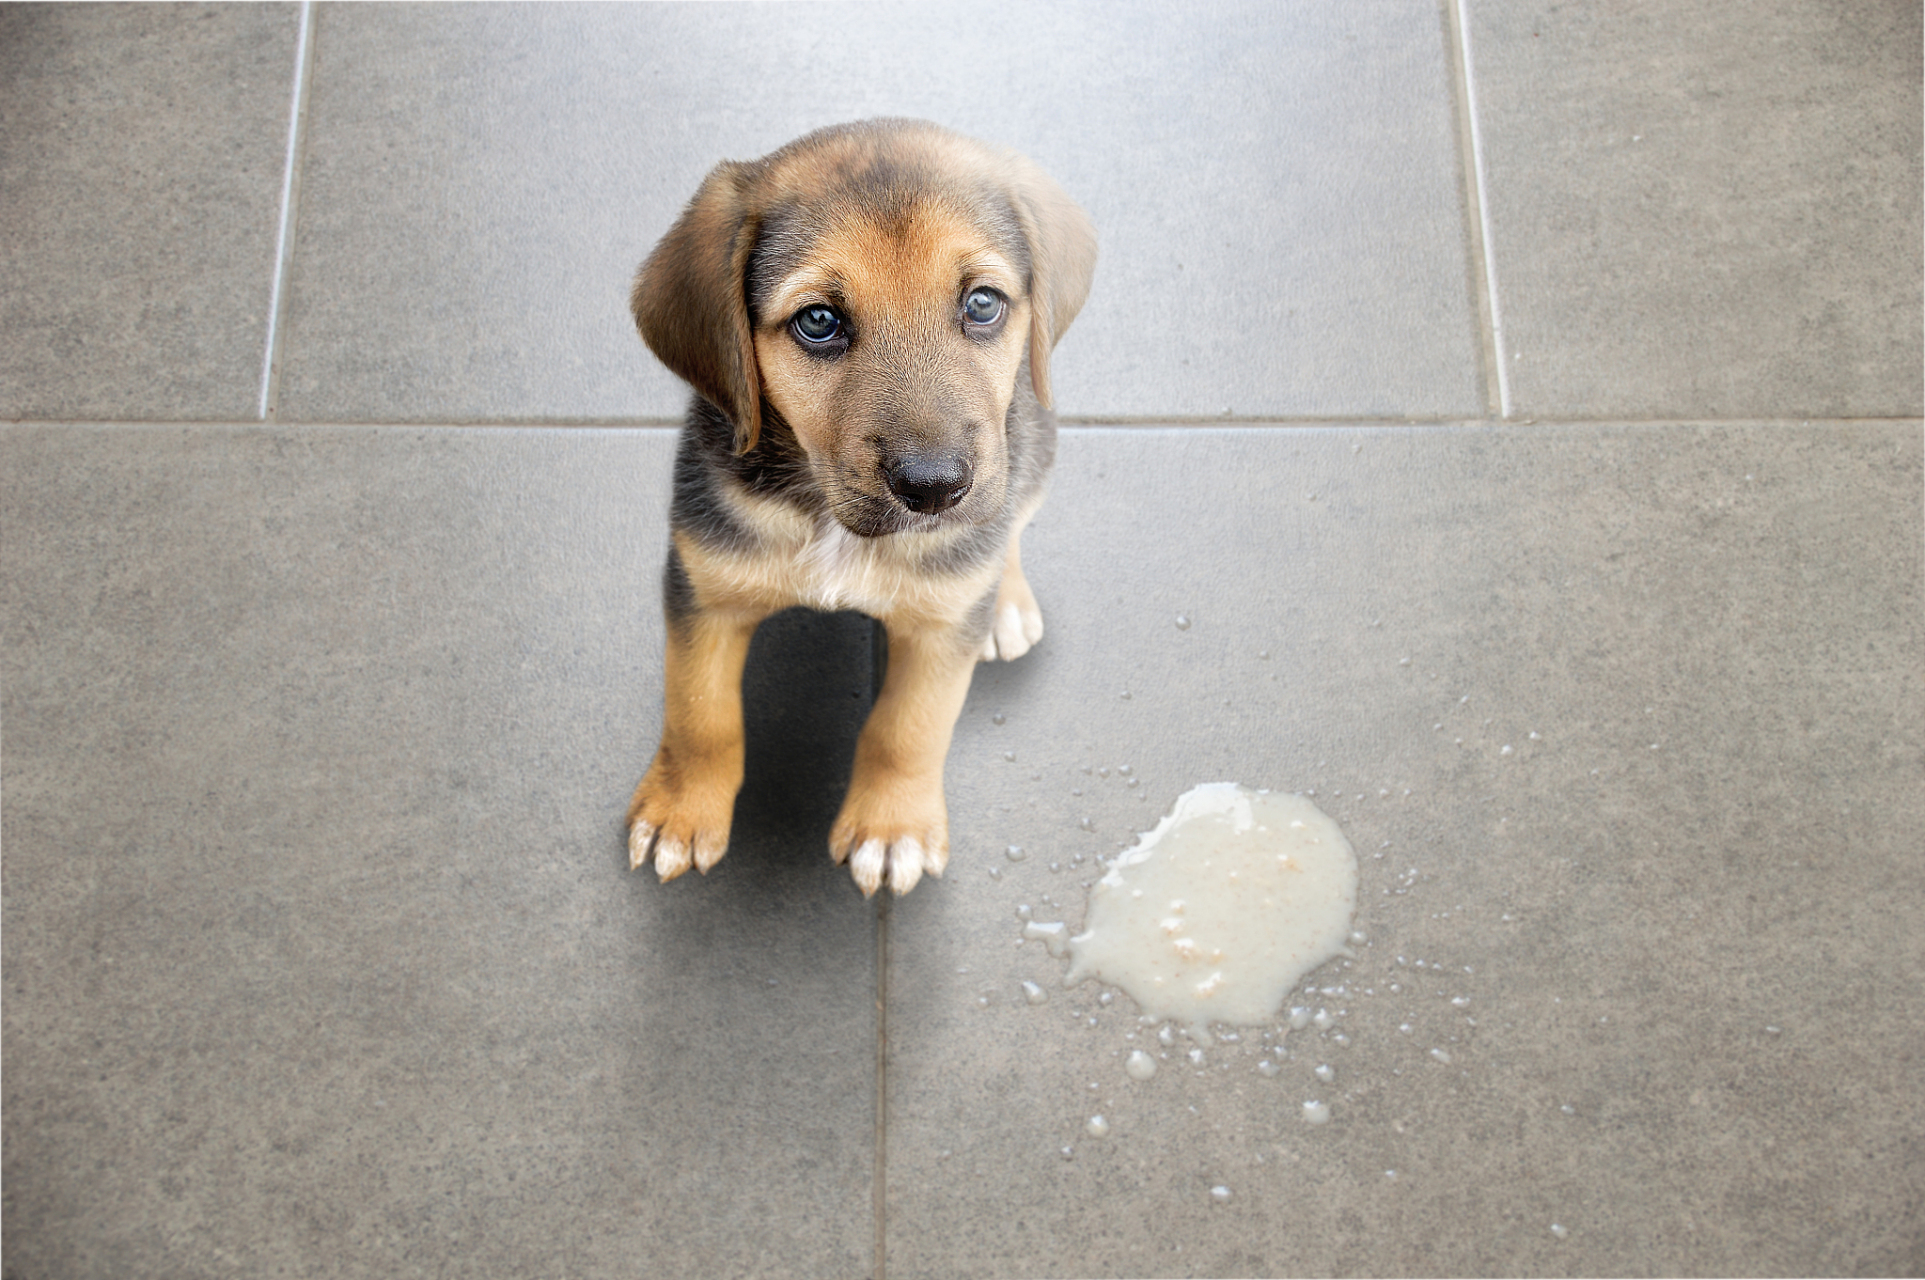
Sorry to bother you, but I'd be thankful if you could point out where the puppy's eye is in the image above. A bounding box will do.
[791,305,844,346]
[962,288,1005,327]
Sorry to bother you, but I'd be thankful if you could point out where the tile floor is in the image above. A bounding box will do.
[2,3,1920,1277]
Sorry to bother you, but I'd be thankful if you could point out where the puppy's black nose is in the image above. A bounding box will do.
[885,453,973,515]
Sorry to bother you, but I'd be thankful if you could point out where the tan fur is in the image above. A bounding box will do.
[626,120,1094,896]
[627,610,759,880]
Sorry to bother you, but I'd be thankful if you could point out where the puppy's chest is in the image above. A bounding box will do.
[691,494,989,622]
[788,521,904,611]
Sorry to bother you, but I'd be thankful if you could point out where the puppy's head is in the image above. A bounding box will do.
[634,120,1095,536]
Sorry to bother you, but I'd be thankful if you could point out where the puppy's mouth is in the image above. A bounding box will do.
[829,489,966,538]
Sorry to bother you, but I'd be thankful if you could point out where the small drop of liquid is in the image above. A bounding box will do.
[1023,921,1071,957]
[1125,1050,1158,1080]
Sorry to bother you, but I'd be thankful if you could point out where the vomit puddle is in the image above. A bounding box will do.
[1062,783,1358,1031]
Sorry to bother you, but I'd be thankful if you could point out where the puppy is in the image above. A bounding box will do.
[626,119,1096,897]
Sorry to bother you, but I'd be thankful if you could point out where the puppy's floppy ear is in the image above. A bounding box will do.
[1005,156,1097,411]
[632,161,764,453]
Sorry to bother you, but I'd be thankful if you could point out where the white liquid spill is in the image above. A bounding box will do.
[1086,1115,1110,1138]
[1302,1100,1331,1125]
[1064,785,1357,1029]
[1006,844,1027,862]
[1550,1223,1569,1240]
[1210,1185,1232,1204]
[1022,980,1048,1005]
[1125,1049,1158,1080]
[1314,1063,1335,1083]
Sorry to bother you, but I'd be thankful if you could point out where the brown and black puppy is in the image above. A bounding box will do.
[626,119,1095,897]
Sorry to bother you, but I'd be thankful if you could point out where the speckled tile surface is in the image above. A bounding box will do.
[1466,0,1924,419]
[0,4,299,421]
[273,0,1479,423]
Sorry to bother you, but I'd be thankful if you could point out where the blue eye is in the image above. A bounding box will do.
[792,305,843,345]
[962,288,1004,326]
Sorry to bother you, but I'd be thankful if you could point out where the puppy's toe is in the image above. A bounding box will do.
[849,839,888,897]
[888,838,926,895]
[652,832,694,882]
[628,819,657,872]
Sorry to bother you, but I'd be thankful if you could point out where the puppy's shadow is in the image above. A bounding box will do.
[619,610,880,1103]
[724,608,881,886]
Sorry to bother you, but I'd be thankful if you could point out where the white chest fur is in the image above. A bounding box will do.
[691,484,994,627]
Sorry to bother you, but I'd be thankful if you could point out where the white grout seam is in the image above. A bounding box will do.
[872,617,889,1280]
[259,0,314,422]
[1452,0,1513,420]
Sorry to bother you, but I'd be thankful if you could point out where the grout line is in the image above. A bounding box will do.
[873,891,888,1280]
[871,617,889,1280]
[1447,0,1513,421]
[258,0,315,422]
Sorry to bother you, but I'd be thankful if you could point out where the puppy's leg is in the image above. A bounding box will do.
[981,524,1045,662]
[628,606,760,880]
[832,623,980,896]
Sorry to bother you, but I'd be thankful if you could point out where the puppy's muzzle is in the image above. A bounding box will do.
[884,451,974,516]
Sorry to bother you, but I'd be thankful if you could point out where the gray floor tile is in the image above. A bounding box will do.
[885,424,1923,1277]
[0,4,298,422]
[1,426,878,1278]
[277,1,1480,424]
[1467,0,1924,419]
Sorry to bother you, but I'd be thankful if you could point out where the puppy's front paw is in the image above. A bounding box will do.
[981,573,1044,662]
[829,789,950,897]
[627,762,737,882]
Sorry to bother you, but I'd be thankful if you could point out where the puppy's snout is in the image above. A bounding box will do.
[884,452,974,515]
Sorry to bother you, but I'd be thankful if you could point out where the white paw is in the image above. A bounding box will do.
[838,835,947,898]
[982,600,1044,662]
[629,817,727,881]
